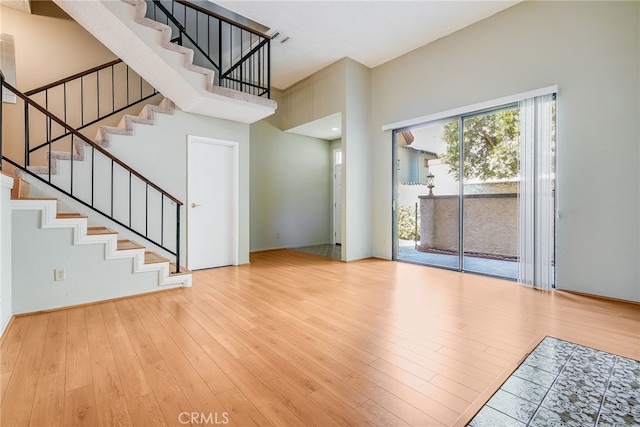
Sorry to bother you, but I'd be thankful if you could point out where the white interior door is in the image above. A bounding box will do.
[187,136,238,270]
[333,149,342,245]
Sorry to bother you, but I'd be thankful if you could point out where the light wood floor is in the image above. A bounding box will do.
[1,250,638,427]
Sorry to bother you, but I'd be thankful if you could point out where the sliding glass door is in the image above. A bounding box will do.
[393,95,555,286]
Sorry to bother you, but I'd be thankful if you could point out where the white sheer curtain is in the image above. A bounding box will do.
[518,94,555,289]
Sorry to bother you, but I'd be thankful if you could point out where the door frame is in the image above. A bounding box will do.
[332,148,342,245]
[187,135,239,269]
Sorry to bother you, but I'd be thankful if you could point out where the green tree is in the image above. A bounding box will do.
[439,110,520,181]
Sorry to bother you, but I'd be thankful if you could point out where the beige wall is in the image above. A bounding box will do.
[1,3,118,169]
[371,1,640,301]
[1,4,115,91]
[250,121,331,251]
[420,195,518,258]
[254,58,373,261]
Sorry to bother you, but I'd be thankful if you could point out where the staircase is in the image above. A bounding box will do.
[10,178,190,313]
[0,0,269,313]
[54,0,277,123]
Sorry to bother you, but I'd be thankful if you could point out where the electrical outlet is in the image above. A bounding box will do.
[54,268,66,281]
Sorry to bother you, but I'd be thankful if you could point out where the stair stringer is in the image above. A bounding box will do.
[53,0,276,124]
[10,198,191,289]
[96,98,176,146]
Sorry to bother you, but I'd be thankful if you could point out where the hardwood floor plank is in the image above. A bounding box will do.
[113,299,163,366]
[167,292,250,359]
[84,305,133,427]
[99,302,153,398]
[65,308,93,392]
[306,387,374,427]
[0,314,49,426]
[144,294,237,395]
[200,339,307,427]
[356,399,410,427]
[29,371,65,427]
[38,311,67,377]
[217,388,273,427]
[1,250,638,426]
[63,384,98,426]
[143,360,194,426]
[342,374,444,426]
[126,393,169,427]
[368,358,470,412]
[0,316,31,375]
[132,297,227,414]
[237,352,337,427]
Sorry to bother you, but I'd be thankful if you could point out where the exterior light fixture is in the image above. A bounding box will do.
[426,173,435,196]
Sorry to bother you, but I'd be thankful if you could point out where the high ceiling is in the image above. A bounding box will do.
[216,1,522,91]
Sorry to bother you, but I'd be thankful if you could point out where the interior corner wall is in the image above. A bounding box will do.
[249,120,331,251]
[344,59,372,261]
[0,5,117,172]
[0,174,13,336]
[370,1,640,301]
[0,5,116,91]
[277,59,347,132]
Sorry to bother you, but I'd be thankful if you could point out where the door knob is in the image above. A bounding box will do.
[191,203,201,208]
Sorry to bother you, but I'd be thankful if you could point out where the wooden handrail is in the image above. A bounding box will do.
[4,80,182,206]
[25,59,122,96]
[174,0,270,39]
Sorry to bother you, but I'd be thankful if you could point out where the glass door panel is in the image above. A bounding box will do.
[460,107,520,279]
[394,121,459,270]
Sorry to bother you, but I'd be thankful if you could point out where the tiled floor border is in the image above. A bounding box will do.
[452,333,546,426]
[455,334,640,426]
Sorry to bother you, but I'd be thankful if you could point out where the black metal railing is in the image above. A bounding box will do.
[1,79,182,273]
[146,0,271,98]
[24,59,159,157]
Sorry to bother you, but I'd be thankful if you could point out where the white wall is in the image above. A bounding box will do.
[100,108,251,263]
[370,1,640,301]
[11,210,161,313]
[343,59,372,261]
[25,107,252,265]
[257,59,374,260]
[0,174,13,336]
[250,120,331,251]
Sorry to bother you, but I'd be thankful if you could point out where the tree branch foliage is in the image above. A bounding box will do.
[439,110,520,181]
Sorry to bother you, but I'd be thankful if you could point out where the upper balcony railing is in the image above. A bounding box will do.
[146,0,271,98]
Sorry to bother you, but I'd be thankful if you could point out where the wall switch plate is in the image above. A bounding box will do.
[54,268,66,281]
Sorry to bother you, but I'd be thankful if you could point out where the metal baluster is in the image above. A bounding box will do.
[24,102,29,167]
[91,146,95,206]
[97,70,100,121]
[145,183,149,236]
[161,194,164,246]
[112,64,115,113]
[175,204,180,273]
[80,76,84,126]
[47,116,51,182]
[63,82,67,123]
[129,172,132,227]
[111,159,114,216]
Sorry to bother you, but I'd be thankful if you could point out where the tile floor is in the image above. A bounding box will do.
[289,244,342,260]
[468,336,640,427]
